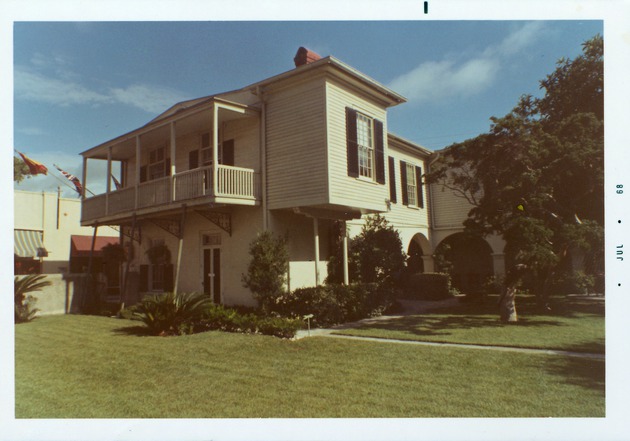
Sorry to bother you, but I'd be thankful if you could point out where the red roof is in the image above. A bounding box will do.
[70,235,120,257]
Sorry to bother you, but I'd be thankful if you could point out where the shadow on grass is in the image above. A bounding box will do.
[541,352,605,392]
[338,313,569,339]
[112,324,154,337]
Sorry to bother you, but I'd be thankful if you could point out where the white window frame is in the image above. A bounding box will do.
[356,113,375,180]
[406,163,418,207]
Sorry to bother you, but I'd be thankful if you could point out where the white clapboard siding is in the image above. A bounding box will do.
[266,78,329,210]
[326,79,389,213]
[430,182,473,228]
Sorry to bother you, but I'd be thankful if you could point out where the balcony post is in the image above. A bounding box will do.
[212,102,219,196]
[106,146,112,215]
[81,156,88,200]
[170,121,176,202]
[135,135,141,210]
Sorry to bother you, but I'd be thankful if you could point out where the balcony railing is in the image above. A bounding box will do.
[82,165,259,222]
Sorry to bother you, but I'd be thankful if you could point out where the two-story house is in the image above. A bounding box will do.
[79,47,503,306]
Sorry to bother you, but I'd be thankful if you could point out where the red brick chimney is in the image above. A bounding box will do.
[294,47,322,67]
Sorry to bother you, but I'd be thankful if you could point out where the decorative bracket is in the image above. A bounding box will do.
[195,209,232,236]
[150,218,181,238]
[121,223,142,244]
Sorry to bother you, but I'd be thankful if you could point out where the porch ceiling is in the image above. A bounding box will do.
[81,98,259,161]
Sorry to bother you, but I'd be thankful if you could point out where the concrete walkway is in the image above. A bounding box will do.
[294,297,605,360]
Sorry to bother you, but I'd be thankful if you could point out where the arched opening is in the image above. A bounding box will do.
[434,233,493,294]
[407,233,432,274]
[407,240,424,273]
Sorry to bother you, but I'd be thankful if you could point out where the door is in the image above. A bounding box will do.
[203,247,221,304]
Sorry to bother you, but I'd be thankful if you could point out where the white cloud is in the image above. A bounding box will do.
[15,57,190,114]
[389,22,544,105]
[109,84,190,114]
[15,67,113,107]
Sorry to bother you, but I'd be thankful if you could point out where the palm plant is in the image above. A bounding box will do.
[15,274,51,323]
[133,291,212,336]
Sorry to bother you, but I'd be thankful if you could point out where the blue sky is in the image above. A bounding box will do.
[12,19,604,196]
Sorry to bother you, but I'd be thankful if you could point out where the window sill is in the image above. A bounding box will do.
[406,205,421,210]
[355,176,379,185]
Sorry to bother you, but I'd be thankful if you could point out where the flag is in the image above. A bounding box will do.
[111,174,122,190]
[17,151,48,175]
[54,164,83,196]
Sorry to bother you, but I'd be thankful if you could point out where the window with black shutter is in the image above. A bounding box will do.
[388,156,397,203]
[400,160,408,206]
[222,139,235,166]
[346,107,359,178]
[346,107,385,183]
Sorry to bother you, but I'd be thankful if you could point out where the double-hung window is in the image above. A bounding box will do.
[406,163,418,206]
[145,146,167,181]
[356,113,375,180]
[346,107,385,184]
[401,160,424,208]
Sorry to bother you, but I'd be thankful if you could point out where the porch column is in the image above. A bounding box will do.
[342,222,349,285]
[135,135,141,209]
[81,156,88,200]
[105,146,112,215]
[212,102,219,196]
[174,205,187,295]
[313,217,320,286]
[170,121,177,202]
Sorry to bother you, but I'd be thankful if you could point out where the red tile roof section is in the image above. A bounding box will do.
[70,235,120,256]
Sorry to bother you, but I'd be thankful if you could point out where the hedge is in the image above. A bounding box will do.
[271,283,396,328]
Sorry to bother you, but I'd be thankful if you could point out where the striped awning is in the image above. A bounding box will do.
[14,230,48,258]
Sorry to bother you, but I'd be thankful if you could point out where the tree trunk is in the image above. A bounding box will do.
[499,285,518,323]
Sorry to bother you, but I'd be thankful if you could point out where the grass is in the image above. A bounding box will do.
[15,313,604,418]
[335,295,605,354]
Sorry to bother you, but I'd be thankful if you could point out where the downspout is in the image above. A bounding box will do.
[257,85,268,231]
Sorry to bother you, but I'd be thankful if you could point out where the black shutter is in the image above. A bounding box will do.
[139,265,149,292]
[416,166,424,208]
[400,160,408,206]
[222,139,235,166]
[388,156,397,203]
[189,150,199,169]
[374,120,385,184]
[346,107,359,178]
[164,264,174,292]
[139,166,147,183]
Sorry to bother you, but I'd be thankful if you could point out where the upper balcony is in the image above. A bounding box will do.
[82,164,260,224]
[80,97,261,226]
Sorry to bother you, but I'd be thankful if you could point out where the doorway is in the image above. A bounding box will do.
[203,247,221,304]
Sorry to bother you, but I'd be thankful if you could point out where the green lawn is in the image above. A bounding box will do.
[16,314,604,418]
[335,296,604,354]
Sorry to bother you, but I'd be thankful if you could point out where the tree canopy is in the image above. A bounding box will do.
[14,156,30,183]
[426,35,604,304]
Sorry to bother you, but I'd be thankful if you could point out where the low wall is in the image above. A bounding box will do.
[16,273,91,316]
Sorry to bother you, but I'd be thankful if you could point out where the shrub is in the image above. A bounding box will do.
[133,291,211,336]
[15,274,51,323]
[401,273,453,301]
[242,231,289,312]
[196,304,302,339]
[327,215,407,288]
[273,283,395,327]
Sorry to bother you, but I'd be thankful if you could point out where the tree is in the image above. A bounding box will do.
[242,231,289,312]
[426,35,604,322]
[14,156,30,183]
